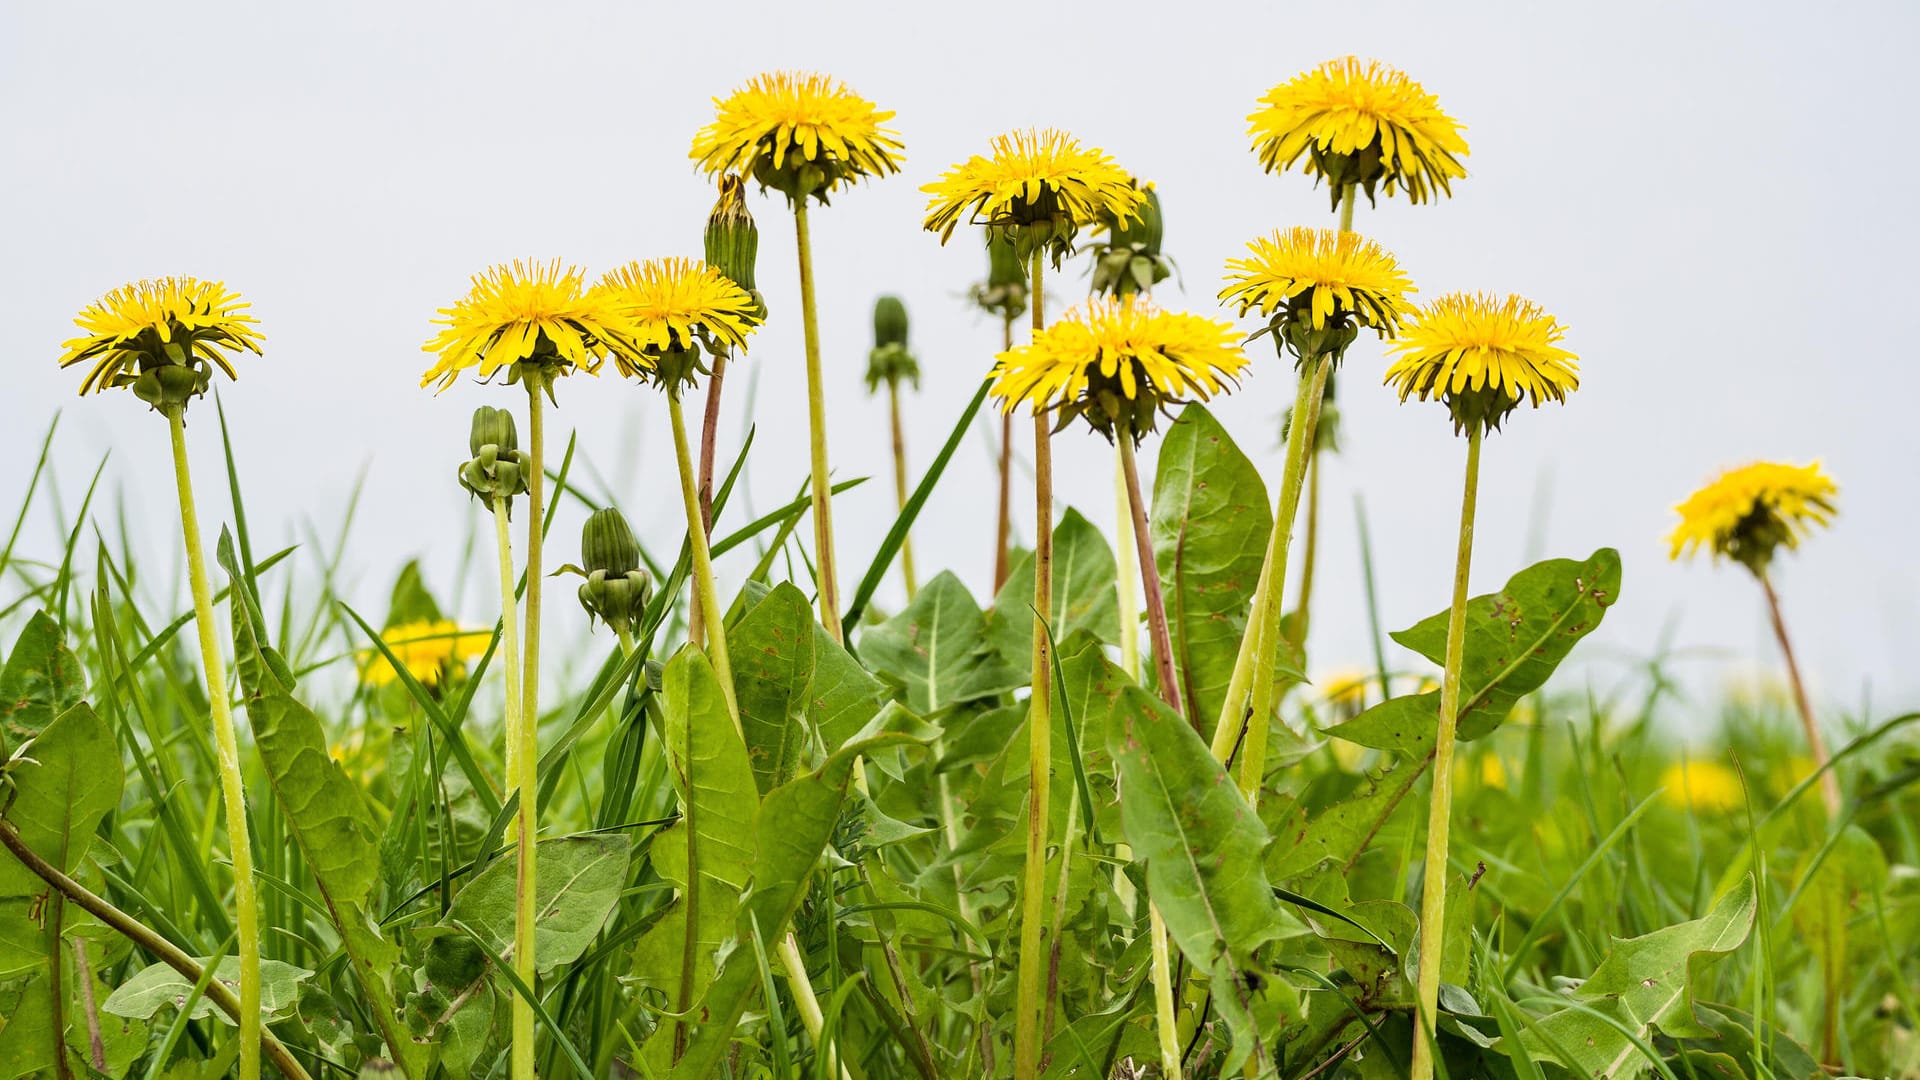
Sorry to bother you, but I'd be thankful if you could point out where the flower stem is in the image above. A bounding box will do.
[1409,424,1482,1080]
[1113,453,1141,680]
[667,391,742,730]
[488,491,534,1080]
[1149,903,1182,1079]
[0,821,314,1080]
[1228,356,1329,801]
[1290,446,1321,652]
[164,405,261,1080]
[994,313,1017,590]
[689,347,729,646]
[1118,436,1178,715]
[1758,569,1841,816]
[792,203,844,644]
[888,376,918,598]
[1014,250,1052,1080]
[776,933,850,1080]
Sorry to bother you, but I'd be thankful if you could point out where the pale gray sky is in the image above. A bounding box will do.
[6,1,1916,724]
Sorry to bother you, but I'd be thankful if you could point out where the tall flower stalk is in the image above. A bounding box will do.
[971,230,1029,588]
[693,175,764,643]
[691,71,904,644]
[1212,228,1415,798]
[424,259,636,1079]
[1670,461,1843,815]
[924,126,1144,1078]
[59,277,267,1080]
[867,295,922,597]
[1382,291,1580,1080]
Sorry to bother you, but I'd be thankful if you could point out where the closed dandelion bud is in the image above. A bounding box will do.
[458,405,530,505]
[873,295,909,348]
[866,296,920,392]
[571,508,651,633]
[705,175,762,305]
[1091,184,1173,300]
[969,231,1029,321]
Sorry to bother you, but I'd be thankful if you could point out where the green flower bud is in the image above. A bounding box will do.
[873,295,909,349]
[569,508,650,633]
[866,296,920,392]
[581,508,641,577]
[1090,183,1172,300]
[705,175,761,302]
[458,405,530,507]
[970,230,1029,321]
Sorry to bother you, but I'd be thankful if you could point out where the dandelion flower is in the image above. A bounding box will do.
[421,259,639,393]
[991,299,1248,442]
[1668,461,1837,570]
[59,277,263,408]
[1249,56,1468,208]
[1221,226,1416,363]
[1658,760,1744,813]
[1383,292,1578,432]
[594,257,761,390]
[360,619,490,688]
[690,71,903,203]
[923,129,1145,261]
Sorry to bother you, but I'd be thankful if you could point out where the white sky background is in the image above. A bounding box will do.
[5,1,1917,726]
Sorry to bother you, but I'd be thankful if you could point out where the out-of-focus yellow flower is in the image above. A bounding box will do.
[1318,668,1372,722]
[1220,226,1416,364]
[360,619,491,689]
[1248,56,1468,208]
[690,71,903,203]
[594,258,761,390]
[1383,292,1578,433]
[923,128,1144,260]
[1668,461,1837,572]
[421,259,641,393]
[1659,760,1745,813]
[988,299,1248,441]
[1458,753,1509,790]
[59,277,263,409]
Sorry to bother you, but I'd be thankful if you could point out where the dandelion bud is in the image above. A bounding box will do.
[705,175,761,303]
[1091,183,1173,300]
[571,507,651,633]
[865,296,920,393]
[969,230,1029,321]
[459,405,530,505]
[873,295,909,349]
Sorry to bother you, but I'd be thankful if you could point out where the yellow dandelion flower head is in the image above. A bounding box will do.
[922,129,1146,262]
[1383,292,1579,433]
[1248,56,1469,208]
[360,619,491,689]
[1457,752,1509,791]
[594,258,761,388]
[1318,668,1373,722]
[1658,759,1744,813]
[422,259,640,394]
[59,277,263,409]
[690,71,903,204]
[989,299,1249,443]
[1220,226,1416,364]
[1668,461,1837,570]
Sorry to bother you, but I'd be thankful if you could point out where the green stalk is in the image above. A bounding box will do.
[888,376,918,598]
[1757,569,1841,817]
[1409,424,1482,1080]
[1230,356,1329,801]
[792,203,844,643]
[1013,251,1052,1080]
[666,390,741,729]
[994,314,1017,589]
[165,405,261,1080]
[1113,455,1141,680]
[1290,446,1321,652]
[488,492,533,1080]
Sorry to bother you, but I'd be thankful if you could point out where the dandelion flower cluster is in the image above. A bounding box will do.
[1221,227,1416,363]
[990,299,1248,442]
[1248,56,1469,208]
[690,71,903,203]
[1658,759,1744,813]
[60,277,263,407]
[595,257,760,389]
[1668,461,1837,570]
[1383,292,1578,432]
[923,129,1145,260]
[421,259,639,393]
[360,619,490,688]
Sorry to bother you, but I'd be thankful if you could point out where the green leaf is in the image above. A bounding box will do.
[0,611,84,750]
[443,834,631,973]
[1266,758,1426,882]
[858,570,1021,715]
[0,703,119,978]
[1330,549,1622,754]
[0,963,147,1080]
[731,582,885,792]
[986,507,1122,665]
[1107,680,1282,1074]
[384,559,446,626]
[1149,404,1273,730]
[101,956,314,1025]
[1520,877,1756,1077]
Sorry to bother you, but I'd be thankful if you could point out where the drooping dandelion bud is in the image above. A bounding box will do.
[567,507,652,633]
[705,174,766,319]
[1090,183,1173,300]
[459,405,530,506]
[58,277,264,412]
[924,128,1146,266]
[595,258,762,396]
[1220,227,1416,368]
[690,72,904,206]
[866,295,920,392]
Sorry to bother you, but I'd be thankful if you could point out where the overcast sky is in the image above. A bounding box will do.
[5,1,1916,728]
